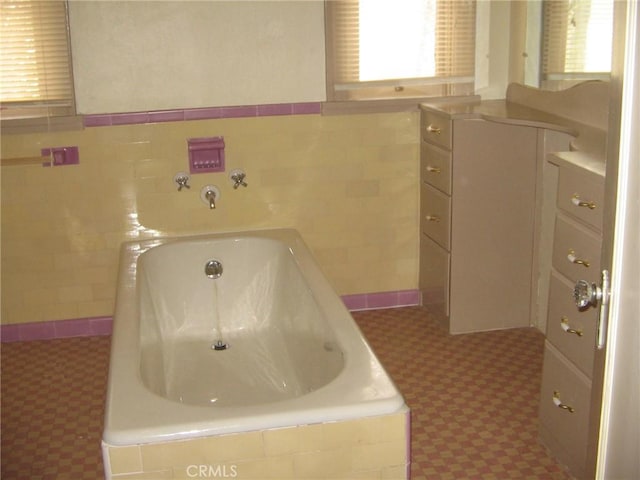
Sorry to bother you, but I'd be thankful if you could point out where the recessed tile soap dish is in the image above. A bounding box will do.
[187,137,225,174]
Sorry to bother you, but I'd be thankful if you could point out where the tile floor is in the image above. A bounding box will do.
[352,307,571,480]
[1,306,571,479]
[1,336,110,479]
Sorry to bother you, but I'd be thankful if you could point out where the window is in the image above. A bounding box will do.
[541,0,613,90]
[325,0,476,103]
[0,0,75,121]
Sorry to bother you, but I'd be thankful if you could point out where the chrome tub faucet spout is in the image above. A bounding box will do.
[206,190,216,209]
[200,185,221,210]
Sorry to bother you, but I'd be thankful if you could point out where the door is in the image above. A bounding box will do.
[585,2,640,478]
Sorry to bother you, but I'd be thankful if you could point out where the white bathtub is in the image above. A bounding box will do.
[103,229,406,446]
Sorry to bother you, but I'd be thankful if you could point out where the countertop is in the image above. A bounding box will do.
[420,99,607,159]
[548,150,607,179]
[420,82,610,162]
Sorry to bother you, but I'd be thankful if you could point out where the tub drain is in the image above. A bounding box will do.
[212,340,229,351]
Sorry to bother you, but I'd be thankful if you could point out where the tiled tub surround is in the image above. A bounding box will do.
[102,228,409,479]
[1,106,419,327]
[103,411,409,479]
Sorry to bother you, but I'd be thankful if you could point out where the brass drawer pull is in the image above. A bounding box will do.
[560,316,583,337]
[425,215,441,222]
[426,165,441,173]
[553,391,575,413]
[426,125,442,135]
[571,194,596,210]
[567,249,590,267]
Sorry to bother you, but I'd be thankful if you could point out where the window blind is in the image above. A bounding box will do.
[325,0,476,101]
[541,0,613,88]
[0,0,75,119]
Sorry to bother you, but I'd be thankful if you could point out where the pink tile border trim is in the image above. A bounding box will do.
[341,289,421,312]
[83,102,322,127]
[0,290,420,343]
[0,316,113,343]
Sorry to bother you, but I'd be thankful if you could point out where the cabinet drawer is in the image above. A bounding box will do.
[420,183,451,250]
[419,234,450,318]
[420,142,452,194]
[539,341,591,478]
[557,165,605,231]
[546,273,597,378]
[552,213,602,283]
[421,109,452,150]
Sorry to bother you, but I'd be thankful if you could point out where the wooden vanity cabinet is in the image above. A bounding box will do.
[539,155,605,478]
[418,110,452,322]
[418,82,609,478]
[419,107,540,334]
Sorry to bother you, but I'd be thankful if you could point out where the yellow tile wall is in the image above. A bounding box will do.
[1,112,419,325]
[103,409,409,479]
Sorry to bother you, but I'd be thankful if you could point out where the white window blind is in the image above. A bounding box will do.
[541,0,613,89]
[325,0,476,102]
[0,0,75,119]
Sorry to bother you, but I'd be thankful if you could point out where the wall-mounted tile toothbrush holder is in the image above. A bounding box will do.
[41,146,79,167]
[187,137,225,174]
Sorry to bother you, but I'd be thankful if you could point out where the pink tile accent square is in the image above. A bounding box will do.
[41,146,79,167]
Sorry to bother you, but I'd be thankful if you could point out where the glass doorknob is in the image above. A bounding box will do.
[573,271,611,350]
[573,279,602,309]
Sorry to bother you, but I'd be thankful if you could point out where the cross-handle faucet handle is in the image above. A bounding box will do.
[229,169,248,189]
[174,172,191,191]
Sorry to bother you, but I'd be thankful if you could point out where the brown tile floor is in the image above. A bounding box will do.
[352,307,571,480]
[1,306,571,479]
[1,336,111,479]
